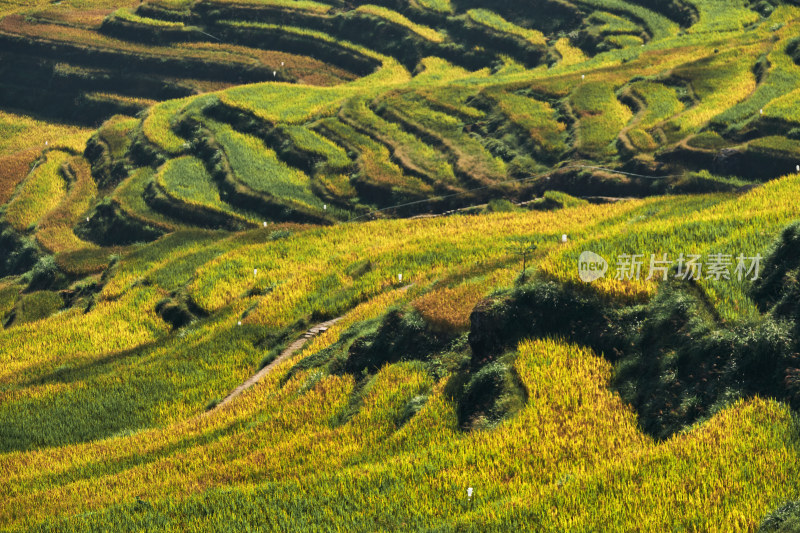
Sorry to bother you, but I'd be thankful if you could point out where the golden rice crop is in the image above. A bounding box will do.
[3,151,70,232]
[0,110,91,158]
[664,46,761,138]
[141,98,191,155]
[553,37,587,66]
[542,172,800,318]
[0,149,39,207]
[355,5,446,43]
[413,0,452,14]
[205,0,332,12]
[412,279,501,333]
[5,3,800,531]
[187,200,644,326]
[3,335,797,531]
[467,9,547,46]
[571,80,633,157]
[35,155,98,254]
[0,287,167,384]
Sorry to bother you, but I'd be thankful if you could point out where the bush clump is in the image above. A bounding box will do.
[0,227,39,277]
[458,354,526,429]
[752,221,800,328]
[468,280,632,367]
[25,256,63,292]
[341,308,452,375]
[613,280,794,439]
[13,291,63,324]
[759,500,800,533]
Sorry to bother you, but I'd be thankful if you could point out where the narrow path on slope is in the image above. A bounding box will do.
[211,285,413,412]
[212,317,344,411]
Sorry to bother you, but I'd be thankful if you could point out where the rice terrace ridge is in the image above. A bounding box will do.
[5,0,800,530]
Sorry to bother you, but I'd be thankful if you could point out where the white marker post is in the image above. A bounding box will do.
[254,268,258,277]
[562,234,568,243]
[263,221,268,228]
[398,273,403,282]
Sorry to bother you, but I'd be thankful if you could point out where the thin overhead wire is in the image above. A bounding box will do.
[346,163,679,223]
[577,164,684,180]
[198,30,221,41]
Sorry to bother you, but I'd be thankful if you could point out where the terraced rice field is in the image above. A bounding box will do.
[4,0,800,530]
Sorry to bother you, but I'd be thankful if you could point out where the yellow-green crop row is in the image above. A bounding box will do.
[111,166,188,233]
[355,5,446,43]
[605,34,644,48]
[629,80,684,129]
[206,119,323,211]
[685,0,760,33]
[380,91,507,184]
[571,81,633,157]
[664,46,760,139]
[571,0,679,40]
[588,11,640,35]
[278,125,352,171]
[0,286,167,384]
[98,228,232,300]
[186,199,645,326]
[110,7,185,28]
[543,173,800,319]
[314,117,432,196]
[412,0,452,14]
[141,98,191,155]
[204,0,332,12]
[340,97,458,187]
[466,9,547,46]
[487,90,567,157]
[410,57,490,87]
[85,91,159,110]
[2,151,70,232]
[0,110,91,158]
[155,155,258,225]
[217,21,410,117]
[2,333,798,531]
[221,82,357,124]
[714,32,800,130]
[553,37,587,66]
[413,81,486,119]
[761,87,800,125]
[35,156,98,254]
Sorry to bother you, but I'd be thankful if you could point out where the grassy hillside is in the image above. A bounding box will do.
[4,0,800,530]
